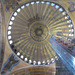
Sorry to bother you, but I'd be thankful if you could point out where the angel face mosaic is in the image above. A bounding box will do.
[7,1,74,65]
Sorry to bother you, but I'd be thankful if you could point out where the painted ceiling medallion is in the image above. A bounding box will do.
[68,0,75,12]
[7,1,74,65]
[2,0,21,11]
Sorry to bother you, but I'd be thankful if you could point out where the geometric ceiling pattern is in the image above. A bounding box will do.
[7,1,74,65]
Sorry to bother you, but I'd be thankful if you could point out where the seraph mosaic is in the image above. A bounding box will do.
[68,0,75,12]
[2,0,21,12]
[1,53,20,75]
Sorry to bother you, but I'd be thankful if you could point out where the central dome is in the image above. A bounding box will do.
[7,1,74,65]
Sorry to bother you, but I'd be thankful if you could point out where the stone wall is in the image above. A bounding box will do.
[0,2,2,63]
[0,2,2,74]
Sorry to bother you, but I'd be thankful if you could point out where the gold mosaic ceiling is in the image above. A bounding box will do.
[7,1,74,65]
